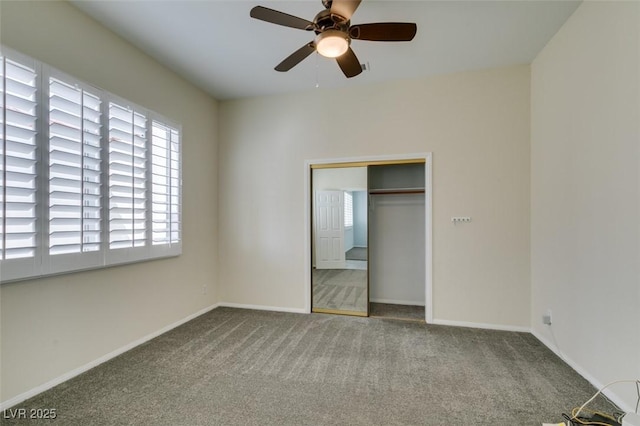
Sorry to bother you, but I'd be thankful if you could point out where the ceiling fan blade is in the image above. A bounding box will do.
[330,0,362,22]
[336,47,362,78]
[275,43,316,72]
[349,23,417,41]
[250,6,314,31]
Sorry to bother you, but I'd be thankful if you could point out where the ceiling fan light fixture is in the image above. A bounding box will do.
[315,29,350,58]
[250,2,417,78]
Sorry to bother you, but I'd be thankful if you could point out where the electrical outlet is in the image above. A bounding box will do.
[201,284,207,295]
[542,309,552,325]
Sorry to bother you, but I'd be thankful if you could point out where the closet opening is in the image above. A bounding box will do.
[306,155,432,322]
[367,163,426,322]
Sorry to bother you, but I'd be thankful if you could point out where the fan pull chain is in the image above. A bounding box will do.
[315,52,320,88]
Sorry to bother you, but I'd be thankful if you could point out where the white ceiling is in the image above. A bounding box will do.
[71,0,581,100]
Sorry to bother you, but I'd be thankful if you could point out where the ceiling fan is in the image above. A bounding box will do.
[250,0,417,78]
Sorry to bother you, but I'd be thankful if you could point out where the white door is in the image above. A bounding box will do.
[315,190,346,269]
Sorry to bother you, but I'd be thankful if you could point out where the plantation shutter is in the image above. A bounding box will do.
[108,101,148,261]
[1,47,182,283]
[48,77,102,257]
[0,56,39,267]
[151,121,180,253]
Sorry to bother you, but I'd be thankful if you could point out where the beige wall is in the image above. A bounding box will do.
[219,65,531,328]
[531,1,640,411]
[0,1,219,403]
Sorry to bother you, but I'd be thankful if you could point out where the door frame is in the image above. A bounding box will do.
[304,153,433,323]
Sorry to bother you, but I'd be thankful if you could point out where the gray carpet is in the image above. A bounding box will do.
[2,308,615,425]
[370,303,425,322]
[313,268,367,312]
[346,247,367,261]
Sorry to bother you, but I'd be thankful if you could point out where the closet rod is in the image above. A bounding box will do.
[369,189,425,195]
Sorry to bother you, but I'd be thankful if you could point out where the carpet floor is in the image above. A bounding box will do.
[370,303,425,322]
[2,307,615,425]
[312,268,367,312]
[346,247,367,261]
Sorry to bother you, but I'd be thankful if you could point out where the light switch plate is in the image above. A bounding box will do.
[451,216,471,223]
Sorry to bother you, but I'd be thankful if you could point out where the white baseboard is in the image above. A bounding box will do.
[218,302,307,314]
[531,329,633,413]
[431,318,531,333]
[0,303,220,411]
[370,298,425,306]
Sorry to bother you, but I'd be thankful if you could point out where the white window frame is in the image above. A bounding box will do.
[104,93,151,266]
[0,46,182,283]
[149,119,182,259]
[0,49,43,282]
[44,66,105,275]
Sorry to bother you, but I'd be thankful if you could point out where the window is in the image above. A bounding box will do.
[48,77,102,256]
[0,54,40,281]
[1,57,39,261]
[151,121,180,247]
[344,191,353,228]
[108,102,147,251]
[0,47,181,283]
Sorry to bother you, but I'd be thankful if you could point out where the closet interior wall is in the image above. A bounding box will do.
[368,164,426,306]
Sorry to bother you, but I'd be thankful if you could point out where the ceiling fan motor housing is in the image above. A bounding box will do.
[312,9,351,58]
[313,9,349,34]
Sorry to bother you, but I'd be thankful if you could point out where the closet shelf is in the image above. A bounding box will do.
[368,188,425,195]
